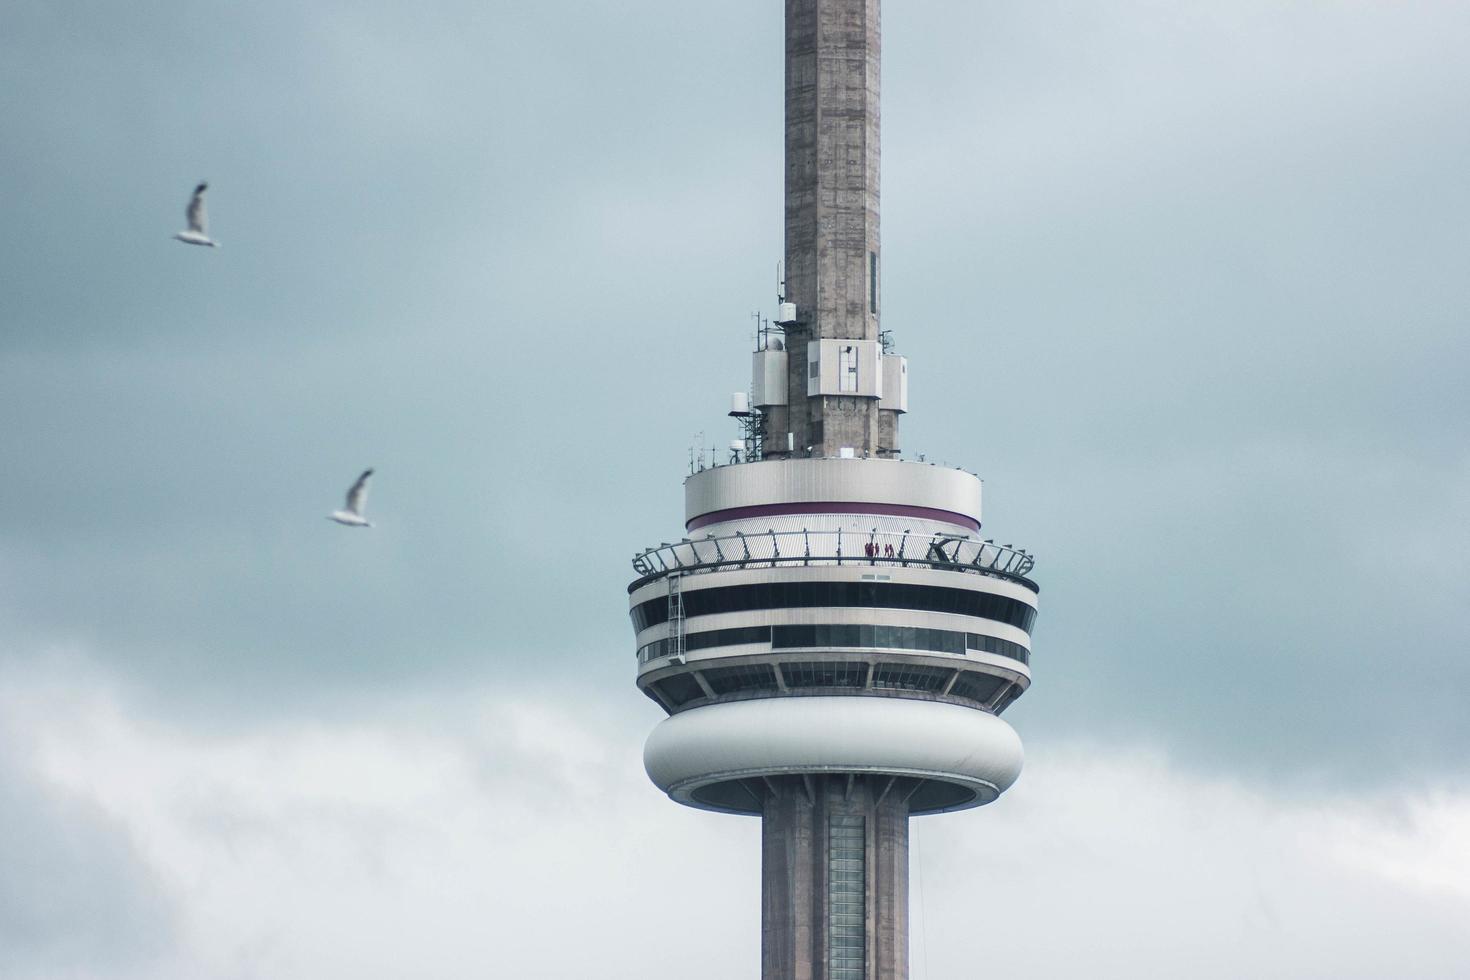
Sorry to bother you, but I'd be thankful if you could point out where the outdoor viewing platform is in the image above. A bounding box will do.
[629,528,1037,592]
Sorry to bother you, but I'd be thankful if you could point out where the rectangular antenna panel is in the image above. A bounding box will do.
[881,355,908,413]
[752,350,788,407]
[807,340,882,399]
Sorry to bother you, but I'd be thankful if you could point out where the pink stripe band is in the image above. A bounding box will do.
[686,502,981,533]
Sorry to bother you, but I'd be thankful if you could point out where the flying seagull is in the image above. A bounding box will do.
[173,182,218,247]
[329,469,374,527]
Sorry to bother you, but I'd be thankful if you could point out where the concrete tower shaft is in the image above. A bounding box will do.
[763,776,908,980]
[779,0,893,459]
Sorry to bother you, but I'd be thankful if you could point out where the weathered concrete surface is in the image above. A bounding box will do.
[762,775,911,980]
[781,0,896,459]
[763,778,819,980]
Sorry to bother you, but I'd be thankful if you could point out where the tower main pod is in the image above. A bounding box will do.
[627,3,1039,978]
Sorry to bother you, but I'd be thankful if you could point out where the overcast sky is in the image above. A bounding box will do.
[2,1,1468,977]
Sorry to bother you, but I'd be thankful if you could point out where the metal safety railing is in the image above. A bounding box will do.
[629,528,1036,590]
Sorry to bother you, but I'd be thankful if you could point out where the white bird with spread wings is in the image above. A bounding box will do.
[173,182,218,247]
[329,469,375,527]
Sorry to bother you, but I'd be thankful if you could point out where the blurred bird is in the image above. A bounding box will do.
[329,469,374,527]
[173,182,218,247]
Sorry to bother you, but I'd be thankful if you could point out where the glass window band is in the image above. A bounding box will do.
[631,580,1037,634]
[637,624,1029,665]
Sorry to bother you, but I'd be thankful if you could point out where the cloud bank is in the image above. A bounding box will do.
[1,654,1465,979]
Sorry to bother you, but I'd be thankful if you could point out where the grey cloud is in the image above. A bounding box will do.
[2,663,1468,979]
[0,0,1466,788]
[0,754,174,976]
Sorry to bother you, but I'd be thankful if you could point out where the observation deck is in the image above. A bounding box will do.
[630,528,1036,591]
[627,456,1037,815]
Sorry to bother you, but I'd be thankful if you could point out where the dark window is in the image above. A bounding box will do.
[992,682,1022,715]
[781,661,868,688]
[783,623,816,647]
[632,581,1037,634]
[950,673,1006,705]
[637,623,1030,665]
[687,626,771,652]
[964,632,1030,665]
[767,623,1027,663]
[703,663,779,695]
[869,251,878,314]
[871,663,950,692]
[638,626,775,664]
[653,672,704,707]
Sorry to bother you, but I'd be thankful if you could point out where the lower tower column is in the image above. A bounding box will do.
[762,775,910,980]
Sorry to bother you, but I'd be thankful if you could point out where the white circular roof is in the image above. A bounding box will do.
[685,457,982,531]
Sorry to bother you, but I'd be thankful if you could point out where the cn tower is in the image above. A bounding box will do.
[626,3,1038,978]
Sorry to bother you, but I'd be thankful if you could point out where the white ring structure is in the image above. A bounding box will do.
[685,457,983,531]
[644,696,1023,815]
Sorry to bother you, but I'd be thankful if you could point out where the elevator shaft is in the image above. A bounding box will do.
[762,774,910,980]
